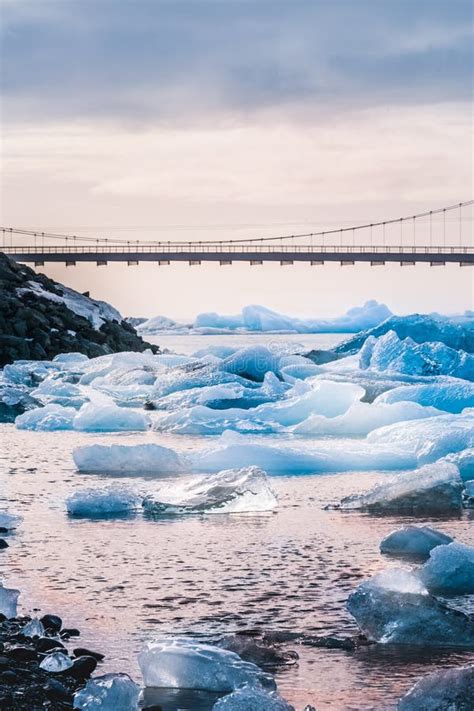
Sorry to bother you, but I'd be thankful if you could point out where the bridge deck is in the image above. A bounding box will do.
[3,244,473,264]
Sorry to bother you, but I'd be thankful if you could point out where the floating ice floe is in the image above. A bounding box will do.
[40,651,74,672]
[418,542,474,596]
[347,568,474,647]
[22,617,45,637]
[142,467,277,515]
[212,685,294,710]
[380,526,453,562]
[67,486,139,517]
[0,585,20,618]
[397,664,474,711]
[73,443,187,475]
[0,511,22,531]
[339,461,463,514]
[293,400,440,437]
[138,637,275,691]
[73,403,150,432]
[15,403,77,431]
[375,379,474,414]
[2,360,57,387]
[73,673,140,711]
[359,331,474,380]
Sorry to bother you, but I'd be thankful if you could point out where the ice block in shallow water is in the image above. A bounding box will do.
[15,403,76,431]
[142,467,277,515]
[418,542,474,596]
[397,664,474,710]
[380,526,453,562]
[40,651,73,672]
[212,685,294,710]
[73,673,140,710]
[347,568,474,647]
[138,637,275,692]
[339,461,463,514]
[0,511,22,530]
[73,403,150,432]
[22,617,45,637]
[67,487,139,517]
[73,443,187,475]
[0,586,20,618]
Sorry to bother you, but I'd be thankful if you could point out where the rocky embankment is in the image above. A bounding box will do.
[0,252,158,366]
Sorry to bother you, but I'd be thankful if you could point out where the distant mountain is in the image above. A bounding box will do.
[0,252,158,366]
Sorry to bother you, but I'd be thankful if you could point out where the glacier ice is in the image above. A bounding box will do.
[150,367,255,401]
[0,585,20,618]
[444,448,474,482]
[138,637,275,691]
[142,467,277,515]
[31,377,88,409]
[418,542,474,596]
[53,352,89,365]
[22,617,45,637]
[375,379,474,414]
[335,312,474,357]
[67,487,139,517]
[359,331,474,379]
[73,403,150,432]
[397,664,474,711]
[220,346,281,381]
[339,461,463,514]
[73,673,140,711]
[40,651,74,672]
[347,568,474,647]
[15,404,77,431]
[293,400,440,437]
[73,443,187,475]
[380,526,453,562]
[212,685,294,710]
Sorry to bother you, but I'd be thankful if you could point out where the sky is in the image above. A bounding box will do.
[1,0,473,319]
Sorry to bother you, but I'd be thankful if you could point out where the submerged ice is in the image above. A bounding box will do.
[67,486,139,517]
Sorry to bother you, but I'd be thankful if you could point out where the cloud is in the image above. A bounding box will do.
[1,0,472,125]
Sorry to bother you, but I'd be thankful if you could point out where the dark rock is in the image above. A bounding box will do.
[0,656,10,669]
[0,669,18,684]
[6,645,38,662]
[142,706,164,711]
[43,678,72,702]
[73,647,104,661]
[36,637,65,653]
[398,663,474,710]
[0,540,8,550]
[40,614,62,634]
[70,655,97,678]
[60,628,80,639]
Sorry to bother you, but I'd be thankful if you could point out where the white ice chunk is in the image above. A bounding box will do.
[220,346,281,381]
[0,586,20,618]
[73,673,140,711]
[293,400,440,437]
[339,461,463,513]
[418,542,474,596]
[138,637,275,691]
[73,403,150,432]
[73,443,187,475]
[53,352,90,365]
[444,448,474,481]
[67,487,139,517]
[380,526,453,561]
[0,512,22,530]
[15,404,76,431]
[347,568,474,647]
[142,467,277,515]
[375,379,474,413]
[213,685,294,710]
[40,651,74,672]
[31,377,88,409]
[22,617,45,637]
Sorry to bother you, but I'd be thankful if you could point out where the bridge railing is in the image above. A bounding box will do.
[2,244,473,255]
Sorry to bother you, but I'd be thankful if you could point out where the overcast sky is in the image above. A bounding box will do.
[1,0,472,318]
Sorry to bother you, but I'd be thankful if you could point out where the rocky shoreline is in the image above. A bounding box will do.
[0,252,158,366]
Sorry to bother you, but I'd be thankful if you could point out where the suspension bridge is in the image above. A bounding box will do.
[2,201,473,267]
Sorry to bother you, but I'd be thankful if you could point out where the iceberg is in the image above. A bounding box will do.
[293,400,440,437]
[220,346,281,381]
[339,461,463,514]
[359,331,474,379]
[397,664,474,711]
[380,526,453,562]
[73,443,187,475]
[142,467,277,515]
[39,651,74,672]
[375,379,474,414]
[15,403,76,431]
[67,486,139,517]
[73,403,150,432]
[418,542,474,596]
[335,312,474,356]
[138,314,186,334]
[347,568,474,647]
[73,673,140,711]
[138,637,275,691]
[150,367,255,401]
[212,686,294,710]
[0,585,20,618]
[53,352,89,365]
